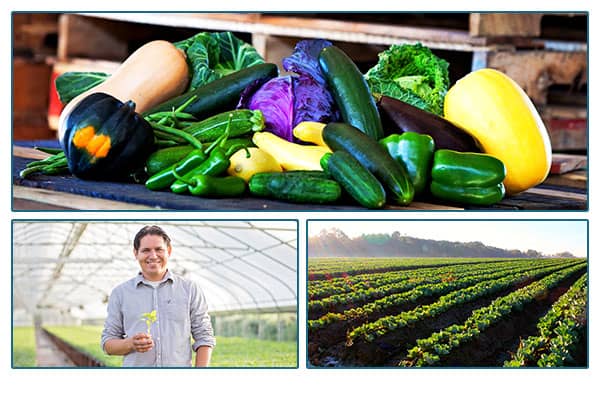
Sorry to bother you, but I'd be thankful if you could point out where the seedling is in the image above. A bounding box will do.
[140,310,158,334]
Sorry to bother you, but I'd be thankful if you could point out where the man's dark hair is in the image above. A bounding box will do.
[133,225,172,251]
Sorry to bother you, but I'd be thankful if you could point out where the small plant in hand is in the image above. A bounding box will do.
[140,310,158,334]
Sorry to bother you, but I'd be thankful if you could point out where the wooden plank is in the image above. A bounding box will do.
[551,154,587,174]
[470,13,543,37]
[395,201,463,211]
[13,145,54,160]
[484,50,587,104]
[543,170,587,190]
[78,12,501,52]
[58,14,128,61]
[13,185,155,211]
[524,187,587,201]
[255,14,489,48]
[13,13,59,56]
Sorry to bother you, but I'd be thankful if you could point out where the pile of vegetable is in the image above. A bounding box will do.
[20,31,552,208]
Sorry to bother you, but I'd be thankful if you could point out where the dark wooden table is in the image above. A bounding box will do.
[12,145,587,211]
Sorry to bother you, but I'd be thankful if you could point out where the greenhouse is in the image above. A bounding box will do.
[12,220,298,368]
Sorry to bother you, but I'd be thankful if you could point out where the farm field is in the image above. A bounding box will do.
[307,257,588,368]
[14,325,297,368]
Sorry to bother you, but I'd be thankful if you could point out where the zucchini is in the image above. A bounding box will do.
[143,63,278,119]
[249,171,341,204]
[184,109,264,142]
[145,138,255,176]
[145,145,193,176]
[319,46,385,141]
[322,122,414,206]
[324,150,386,209]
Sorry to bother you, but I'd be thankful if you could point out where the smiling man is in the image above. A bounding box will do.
[101,225,215,367]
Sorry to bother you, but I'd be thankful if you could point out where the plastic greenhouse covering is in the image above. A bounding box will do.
[12,221,297,324]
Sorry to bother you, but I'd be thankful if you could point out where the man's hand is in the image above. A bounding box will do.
[132,333,154,353]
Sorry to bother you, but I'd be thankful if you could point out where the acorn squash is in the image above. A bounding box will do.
[443,68,552,195]
[62,92,155,181]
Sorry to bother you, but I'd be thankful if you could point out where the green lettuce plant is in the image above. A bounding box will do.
[140,310,158,334]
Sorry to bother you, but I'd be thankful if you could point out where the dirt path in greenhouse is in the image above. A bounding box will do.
[35,328,75,367]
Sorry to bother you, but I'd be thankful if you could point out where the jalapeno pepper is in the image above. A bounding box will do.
[185,175,247,197]
[169,114,250,194]
[169,146,231,194]
[379,132,435,195]
[430,149,507,206]
[145,148,207,191]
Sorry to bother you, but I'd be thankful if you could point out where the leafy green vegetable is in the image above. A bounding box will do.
[174,31,265,91]
[364,43,450,115]
[54,71,110,104]
[140,310,158,334]
[54,32,264,103]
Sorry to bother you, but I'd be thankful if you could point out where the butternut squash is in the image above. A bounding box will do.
[58,40,189,142]
[443,68,552,195]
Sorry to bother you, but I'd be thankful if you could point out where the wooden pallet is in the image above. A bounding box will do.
[19,12,587,148]
[13,13,59,58]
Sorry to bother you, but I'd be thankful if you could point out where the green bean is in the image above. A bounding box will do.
[148,122,203,150]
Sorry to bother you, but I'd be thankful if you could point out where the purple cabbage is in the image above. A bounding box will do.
[282,39,330,87]
[246,76,294,141]
[239,39,339,141]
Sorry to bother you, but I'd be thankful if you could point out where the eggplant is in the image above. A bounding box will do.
[376,95,481,153]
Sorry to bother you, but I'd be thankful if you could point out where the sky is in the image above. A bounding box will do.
[308,220,588,257]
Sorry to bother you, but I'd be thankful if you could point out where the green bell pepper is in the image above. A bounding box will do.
[430,181,505,206]
[431,149,506,187]
[379,132,434,195]
[430,149,506,206]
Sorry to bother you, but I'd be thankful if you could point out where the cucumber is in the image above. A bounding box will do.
[325,150,386,209]
[143,63,279,119]
[319,46,385,141]
[145,145,193,176]
[322,122,414,206]
[278,170,330,179]
[249,171,341,204]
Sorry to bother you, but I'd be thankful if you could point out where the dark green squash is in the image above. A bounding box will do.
[62,92,155,181]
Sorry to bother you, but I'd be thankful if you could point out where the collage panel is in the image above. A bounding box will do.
[12,219,299,368]
[11,12,587,211]
[307,219,588,368]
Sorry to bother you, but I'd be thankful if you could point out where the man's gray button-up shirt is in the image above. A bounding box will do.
[101,270,215,367]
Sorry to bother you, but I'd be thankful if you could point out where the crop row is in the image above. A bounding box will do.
[308,257,506,280]
[308,259,565,314]
[345,260,585,345]
[504,273,588,367]
[398,262,587,366]
[309,258,559,300]
[308,259,581,330]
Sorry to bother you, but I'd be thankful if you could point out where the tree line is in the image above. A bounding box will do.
[308,229,574,258]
